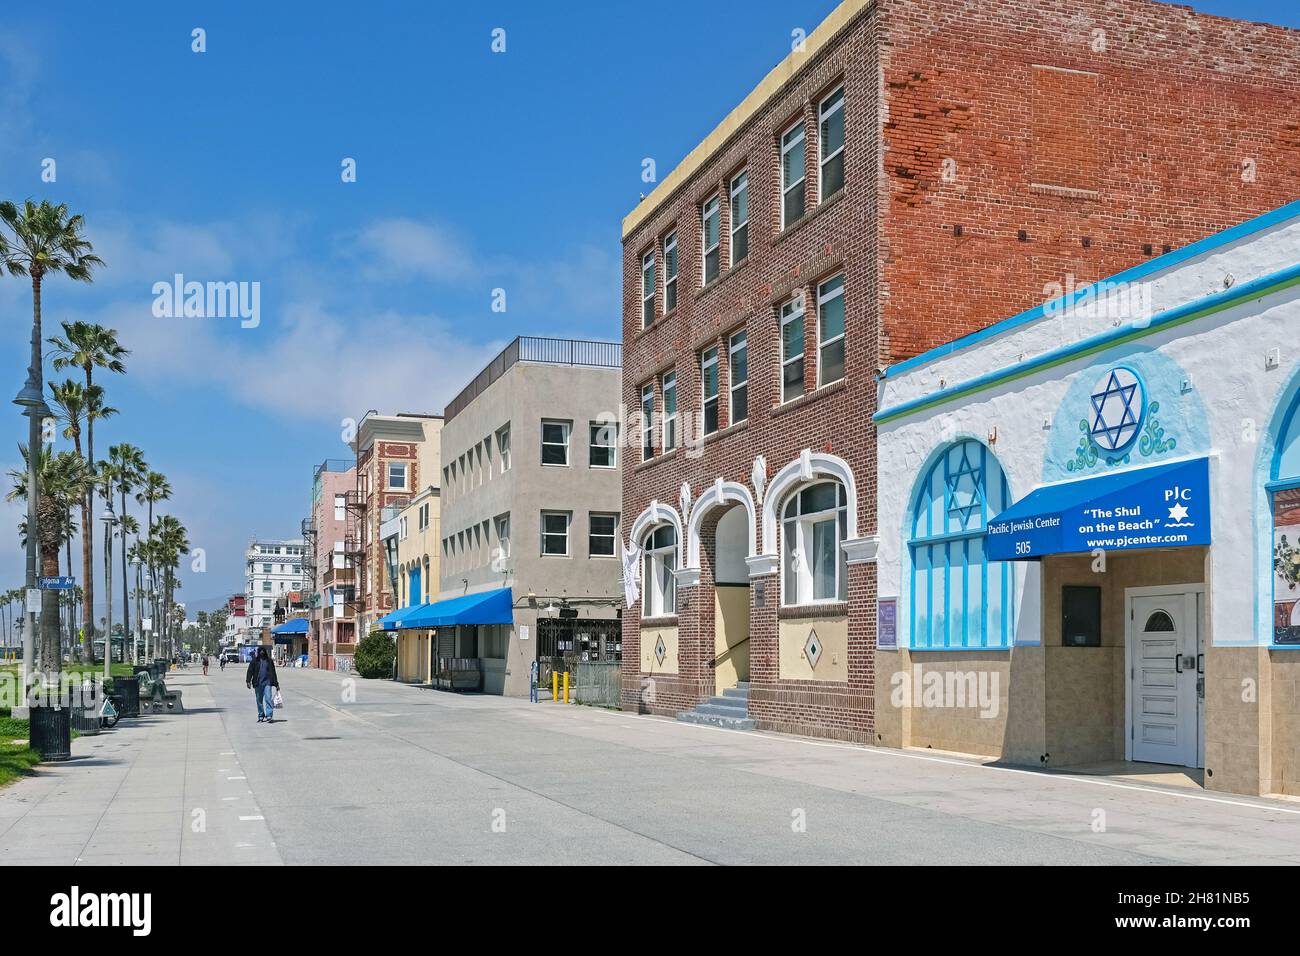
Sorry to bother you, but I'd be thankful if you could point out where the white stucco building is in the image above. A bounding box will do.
[245,538,306,630]
[874,198,1300,798]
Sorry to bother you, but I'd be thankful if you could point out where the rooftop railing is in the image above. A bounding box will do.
[444,336,621,421]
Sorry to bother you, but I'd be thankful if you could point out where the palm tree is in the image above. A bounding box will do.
[8,446,90,677]
[0,201,104,668]
[109,443,145,658]
[136,472,170,655]
[49,379,118,661]
[154,515,189,657]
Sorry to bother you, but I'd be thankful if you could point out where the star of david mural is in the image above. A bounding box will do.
[1089,368,1143,452]
[944,443,984,530]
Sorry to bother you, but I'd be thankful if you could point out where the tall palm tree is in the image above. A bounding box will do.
[8,446,89,677]
[155,515,189,657]
[49,379,117,661]
[49,323,128,650]
[136,472,170,655]
[109,443,145,657]
[0,200,104,668]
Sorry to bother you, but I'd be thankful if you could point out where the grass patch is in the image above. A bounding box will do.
[0,713,39,788]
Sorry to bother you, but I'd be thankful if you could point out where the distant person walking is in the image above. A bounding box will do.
[201,654,209,676]
[245,646,280,723]
[219,654,226,672]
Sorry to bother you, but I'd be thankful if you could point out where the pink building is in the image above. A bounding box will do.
[306,459,357,669]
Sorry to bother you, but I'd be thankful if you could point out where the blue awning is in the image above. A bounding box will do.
[379,602,431,631]
[986,457,1211,561]
[271,617,309,635]
[399,588,514,629]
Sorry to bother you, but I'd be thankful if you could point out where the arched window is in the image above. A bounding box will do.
[781,481,848,606]
[909,440,1014,649]
[1271,389,1300,645]
[642,525,677,618]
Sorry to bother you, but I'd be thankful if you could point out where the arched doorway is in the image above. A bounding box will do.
[712,504,750,693]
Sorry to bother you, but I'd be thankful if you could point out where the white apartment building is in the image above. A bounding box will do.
[245,537,307,630]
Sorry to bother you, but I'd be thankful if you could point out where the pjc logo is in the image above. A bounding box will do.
[1164,484,1194,527]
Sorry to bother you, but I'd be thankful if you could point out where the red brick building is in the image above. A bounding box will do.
[619,0,1300,742]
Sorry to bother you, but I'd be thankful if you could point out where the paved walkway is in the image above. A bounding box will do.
[0,671,280,865]
[4,665,1300,865]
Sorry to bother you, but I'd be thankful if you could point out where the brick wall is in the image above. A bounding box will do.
[621,0,1300,742]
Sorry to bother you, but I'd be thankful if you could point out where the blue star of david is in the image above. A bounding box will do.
[1089,370,1141,451]
[945,444,984,529]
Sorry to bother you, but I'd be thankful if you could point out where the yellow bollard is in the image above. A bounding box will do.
[552,670,558,703]
[563,671,570,705]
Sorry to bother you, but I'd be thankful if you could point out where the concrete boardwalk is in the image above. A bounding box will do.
[4,665,1300,864]
[0,670,280,865]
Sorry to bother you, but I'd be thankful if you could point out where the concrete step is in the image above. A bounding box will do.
[720,686,750,701]
[676,710,757,731]
[692,702,749,719]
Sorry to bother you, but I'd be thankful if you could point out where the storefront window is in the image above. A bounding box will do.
[908,440,1014,649]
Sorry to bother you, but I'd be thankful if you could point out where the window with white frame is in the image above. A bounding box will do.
[729,329,748,424]
[541,419,571,466]
[641,382,655,461]
[388,462,408,490]
[661,371,678,451]
[701,346,720,435]
[701,195,721,285]
[664,230,679,313]
[641,249,656,327]
[780,120,806,229]
[541,511,570,556]
[730,171,749,264]
[589,512,618,558]
[782,481,848,606]
[780,294,805,402]
[642,524,677,617]
[495,513,511,559]
[496,425,511,472]
[817,274,846,386]
[334,494,345,521]
[589,420,617,468]
[819,86,845,201]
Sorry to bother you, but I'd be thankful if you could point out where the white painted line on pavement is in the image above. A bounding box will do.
[239,815,264,821]
[227,776,246,780]
[592,707,1300,817]
[222,797,238,801]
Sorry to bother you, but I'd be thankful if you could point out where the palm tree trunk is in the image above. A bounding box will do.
[120,486,130,661]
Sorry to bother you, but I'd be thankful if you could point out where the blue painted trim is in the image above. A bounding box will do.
[883,198,1300,380]
[876,260,1300,424]
[1267,476,1300,493]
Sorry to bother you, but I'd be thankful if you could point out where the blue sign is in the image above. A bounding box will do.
[986,457,1210,561]
[877,598,897,649]
[38,576,75,590]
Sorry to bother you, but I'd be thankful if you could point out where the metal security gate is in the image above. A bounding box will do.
[536,618,621,688]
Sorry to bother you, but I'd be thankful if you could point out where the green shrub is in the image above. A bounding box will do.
[354,631,396,679]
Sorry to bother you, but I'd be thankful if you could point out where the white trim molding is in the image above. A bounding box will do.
[685,477,759,570]
[746,554,780,577]
[760,449,859,556]
[841,535,879,564]
[628,499,684,567]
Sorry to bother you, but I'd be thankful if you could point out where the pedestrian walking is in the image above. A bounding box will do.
[245,646,280,723]
[219,654,226,672]
[201,654,209,676]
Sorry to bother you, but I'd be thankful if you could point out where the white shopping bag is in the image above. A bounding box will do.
[272,688,284,709]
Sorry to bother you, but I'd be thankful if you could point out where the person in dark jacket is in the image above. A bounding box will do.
[245,646,280,723]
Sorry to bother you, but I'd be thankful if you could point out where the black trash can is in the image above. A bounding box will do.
[29,705,72,761]
[115,675,141,718]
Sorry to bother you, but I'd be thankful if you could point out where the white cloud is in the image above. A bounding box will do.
[351,218,478,283]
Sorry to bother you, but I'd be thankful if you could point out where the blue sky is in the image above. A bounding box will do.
[1,0,1297,612]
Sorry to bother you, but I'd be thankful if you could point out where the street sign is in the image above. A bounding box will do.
[38,576,75,590]
[25,588,40,613]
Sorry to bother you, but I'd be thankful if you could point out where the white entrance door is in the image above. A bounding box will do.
[1128,590,1202,767]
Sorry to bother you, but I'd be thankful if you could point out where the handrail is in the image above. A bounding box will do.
[709,634,751,669]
